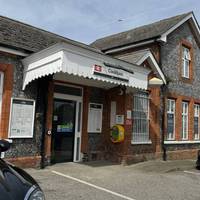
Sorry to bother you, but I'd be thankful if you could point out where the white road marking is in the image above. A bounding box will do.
[184,170,200,175]
[52,170,136,200]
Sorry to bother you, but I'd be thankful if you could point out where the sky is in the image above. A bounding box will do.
[0,0,200,44]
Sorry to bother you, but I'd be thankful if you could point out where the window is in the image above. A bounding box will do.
[132,92,149,143]
[194,104,200,140]
[182,46,191,78]
[167,99,175,140]
[0,72,4,116]
[182,102,189,140]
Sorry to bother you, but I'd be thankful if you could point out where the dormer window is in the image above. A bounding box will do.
[181,40,193,81]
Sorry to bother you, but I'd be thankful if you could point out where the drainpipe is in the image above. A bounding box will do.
[40,77,50,169]
[161,84,167,161]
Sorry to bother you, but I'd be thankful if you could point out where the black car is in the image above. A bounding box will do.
[0,139,45,200]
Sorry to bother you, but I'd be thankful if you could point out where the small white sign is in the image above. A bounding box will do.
[127,110,132,119]
[116,115,124,125]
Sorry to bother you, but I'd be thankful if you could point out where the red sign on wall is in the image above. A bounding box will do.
[94,65,102,72]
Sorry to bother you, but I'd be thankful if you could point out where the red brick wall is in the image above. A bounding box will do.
[0,64,13,139]
[44,80,54,163]
[100,87,131,162]
[6,156,41,168]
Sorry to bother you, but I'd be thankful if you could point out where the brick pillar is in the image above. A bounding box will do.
[104,87,133,163]
[188,98,194,140]
[175,97,182,140]
[175,96,182,140]
[44,80,54,162]
[0,64,13,139]
[149,87,161,154]
[81,86,90,155]
[122,93,133,163]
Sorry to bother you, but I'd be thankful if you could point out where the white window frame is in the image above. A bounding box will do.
[0,72,4,117]
[8,98,36,138]
[182,101,189,140]
[194,104,200,140]
[132,92,150,144]
[167,99,175,140]
[182,46,191,78]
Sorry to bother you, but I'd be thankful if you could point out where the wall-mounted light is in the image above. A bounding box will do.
[148,77,163,87]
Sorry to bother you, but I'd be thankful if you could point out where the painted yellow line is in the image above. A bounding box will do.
[52,170,136,200]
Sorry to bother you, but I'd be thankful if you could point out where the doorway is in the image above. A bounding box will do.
[51,99,76,163]
[51,83,83,164]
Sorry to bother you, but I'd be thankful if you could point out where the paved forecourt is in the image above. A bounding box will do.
[26,160,200,200]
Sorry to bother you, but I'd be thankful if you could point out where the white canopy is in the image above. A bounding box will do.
[22,42,150,90]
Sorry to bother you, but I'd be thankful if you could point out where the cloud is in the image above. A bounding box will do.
[0,0,199,43]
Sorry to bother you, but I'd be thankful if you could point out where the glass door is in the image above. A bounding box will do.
[51,99,76,163]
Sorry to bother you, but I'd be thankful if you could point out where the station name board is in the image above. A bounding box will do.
[93,64,129,82]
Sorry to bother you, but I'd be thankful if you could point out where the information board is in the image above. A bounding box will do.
[9,98,35,138]
[87,103,103,133]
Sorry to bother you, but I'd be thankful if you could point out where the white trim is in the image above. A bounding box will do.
[194,104,200,140]
[158,13,200,43]
[164,140,200,144]
[136,51,166,84]
[22,42,150,90]
[182,101,189,140]
[131,140,152,145]
[8,98,36,139]
[104,40,155,54]
[0,46,29,57]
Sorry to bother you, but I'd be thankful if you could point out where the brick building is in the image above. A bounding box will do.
[92,11,200,161]
[0,12,199,168]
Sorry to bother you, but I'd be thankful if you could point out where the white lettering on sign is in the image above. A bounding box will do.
[93,65,129,82]
[107,68,123,76]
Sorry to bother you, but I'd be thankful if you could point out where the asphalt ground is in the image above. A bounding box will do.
[26,160,200,200]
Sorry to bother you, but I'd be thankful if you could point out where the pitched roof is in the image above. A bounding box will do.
[116,49,166,84]
[0,15,101,53]
[116,49,150,64]
[91,12,192,51]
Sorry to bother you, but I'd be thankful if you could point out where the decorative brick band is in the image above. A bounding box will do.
[5,155,41,168]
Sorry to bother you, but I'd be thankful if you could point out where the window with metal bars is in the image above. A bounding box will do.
[132,92,150,143]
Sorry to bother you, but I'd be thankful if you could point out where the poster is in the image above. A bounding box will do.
[87,103,103,133]
[9,98,35,138]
